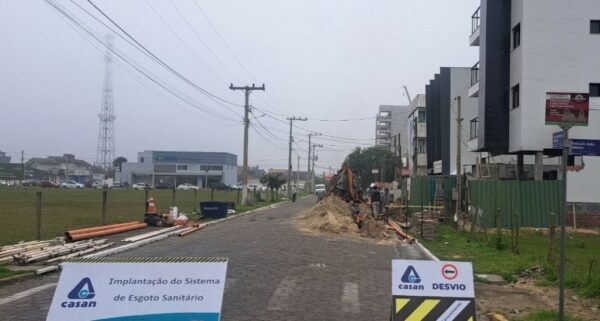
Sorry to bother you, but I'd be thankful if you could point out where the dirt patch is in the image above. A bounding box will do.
[299,195,387,239]
[476,281,599,320]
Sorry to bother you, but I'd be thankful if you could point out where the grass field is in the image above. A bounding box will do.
[0,187,284,246]
[421,225,600,298]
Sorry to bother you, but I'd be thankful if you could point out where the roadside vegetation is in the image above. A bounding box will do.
[0,187,293,245]
[516,310,584,321]
[421,225,600,298]
[0,265,30,280]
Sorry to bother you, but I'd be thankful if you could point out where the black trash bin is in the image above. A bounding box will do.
[199,201,228,219]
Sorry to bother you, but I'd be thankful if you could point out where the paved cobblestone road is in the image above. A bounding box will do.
[0,196,429,320]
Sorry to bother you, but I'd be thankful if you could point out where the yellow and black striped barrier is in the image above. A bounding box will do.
[392,296,476,321]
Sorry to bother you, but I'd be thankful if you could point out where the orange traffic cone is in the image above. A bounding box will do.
[147,197,157,214]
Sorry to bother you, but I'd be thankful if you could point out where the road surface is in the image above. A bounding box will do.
[0,196,429,321]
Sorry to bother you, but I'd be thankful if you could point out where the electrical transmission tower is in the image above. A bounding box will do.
[95,35,116,171]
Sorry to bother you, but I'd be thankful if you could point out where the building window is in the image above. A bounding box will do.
[591,83,600,97]
[416,140,426,154]
[470,118,479,140]
[140,157,144,163]
[513,23,521,49]
[591,20,600,34]
[512,84,520,109]
[417,110,426,123]
[177,165,188,170]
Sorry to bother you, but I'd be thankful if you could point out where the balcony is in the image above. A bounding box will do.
[468,62,480,97]
[470,7,480,46]
[416,123,426,138]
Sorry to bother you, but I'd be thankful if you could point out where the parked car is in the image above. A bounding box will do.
[315,184,326,195]
[60,180,84,189]
[210,183,231,191]
[40,181,58,188]
[177,183,199,191]
[248,184,259,190]
[259,184,269,192]
[231,184,242,190]
[21,179,40,187]
[132,183,148,190]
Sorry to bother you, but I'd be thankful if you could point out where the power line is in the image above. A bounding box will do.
[85,0,243,109]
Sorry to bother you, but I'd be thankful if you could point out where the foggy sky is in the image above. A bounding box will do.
[0,0,478,172]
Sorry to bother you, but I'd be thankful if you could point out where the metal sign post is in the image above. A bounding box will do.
[545,92,589,321]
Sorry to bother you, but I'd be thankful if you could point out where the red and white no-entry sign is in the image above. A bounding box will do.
[441,264,458,280]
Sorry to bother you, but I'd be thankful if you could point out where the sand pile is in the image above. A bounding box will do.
[300,195,387,239]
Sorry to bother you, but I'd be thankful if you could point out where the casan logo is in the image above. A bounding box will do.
[398,265,424,290]
[61,277,97,308]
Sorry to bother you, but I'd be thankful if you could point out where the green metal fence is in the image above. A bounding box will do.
[468,180,562,228]
[408,176,456,216]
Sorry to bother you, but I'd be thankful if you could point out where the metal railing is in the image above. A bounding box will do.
[471,7,481,35]
[471,61,480,86]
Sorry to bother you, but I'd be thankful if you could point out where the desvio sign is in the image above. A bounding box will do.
[553,132,600,156]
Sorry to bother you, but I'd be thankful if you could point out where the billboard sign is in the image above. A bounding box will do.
[545,92,589,126]
[0,163,24,180]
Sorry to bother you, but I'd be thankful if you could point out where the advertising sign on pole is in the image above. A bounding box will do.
[545,92,589,126]
[391,260,476,320]
[46,257,228,321]
[553,132,600,156]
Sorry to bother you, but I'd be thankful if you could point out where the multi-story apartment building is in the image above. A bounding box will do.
[375,105,410,153]
[469,0,600,202]
[407,95,427,176]
[426,67,479,176]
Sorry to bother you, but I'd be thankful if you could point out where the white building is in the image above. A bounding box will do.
[469,0,600,202]
[407,95,427,176]
[118,151,237,188]
[375,105,410,154]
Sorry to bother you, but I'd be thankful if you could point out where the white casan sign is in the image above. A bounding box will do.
[392,260,474,297]
[391,260,476,321]
[46,258,228,321]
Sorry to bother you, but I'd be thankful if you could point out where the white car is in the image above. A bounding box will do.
[315,184,326,195]
[132,183,148,190]
[231,184,242,190]
[60,180,84,189]
[177,183,199,191]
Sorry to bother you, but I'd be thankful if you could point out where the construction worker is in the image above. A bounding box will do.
[370,185,381,217]
[292,185,297,202]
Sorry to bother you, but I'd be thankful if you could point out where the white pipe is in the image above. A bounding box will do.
[121,226,181,242]
[85,229,182,259]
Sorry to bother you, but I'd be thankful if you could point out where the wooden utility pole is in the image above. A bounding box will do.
[229,83,265,205]
[455,96,463,219]
[312,144,323,189]
[307,133,321,192]
[296,155,300,188]
[287,116,307,198]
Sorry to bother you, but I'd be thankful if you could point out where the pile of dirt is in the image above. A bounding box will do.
[300,195,387,239]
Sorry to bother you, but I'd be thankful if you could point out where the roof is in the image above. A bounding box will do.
[27,156,91,168]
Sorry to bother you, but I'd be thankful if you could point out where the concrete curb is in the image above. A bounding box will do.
[414,241,440,261]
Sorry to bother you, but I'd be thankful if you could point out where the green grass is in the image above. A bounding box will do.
[421,225,600,297]
[0,265,30,280]
[516,310,584,321]
[0,187,282,245]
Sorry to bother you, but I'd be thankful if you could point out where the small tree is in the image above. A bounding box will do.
[260,173,287,201]
[113,156,128,172]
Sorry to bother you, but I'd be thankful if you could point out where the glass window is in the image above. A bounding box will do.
[512,84,520,109]
[177,165,188,170]
[590,83,600,97]
[417,110,426,123]
[470,118,479,140]
[513,23,521,49]
[591,20,600,34]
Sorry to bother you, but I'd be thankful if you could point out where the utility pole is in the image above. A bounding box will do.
[311,144,323,189]
[21,150,24,185]
[455,96,463,220]
[296,155,300,188]
[287,116,307,198]
[307,133,321,193]
[229,83,265,205]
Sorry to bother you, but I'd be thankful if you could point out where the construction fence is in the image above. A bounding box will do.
[0,187,276,246]
[468,180,562,229]
[407,176,456,217]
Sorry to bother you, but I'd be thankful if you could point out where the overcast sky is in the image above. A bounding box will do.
[0,0,478,172]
